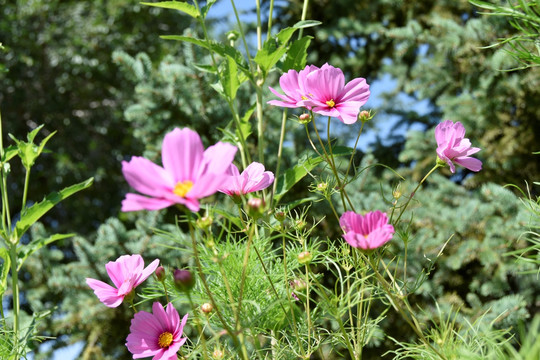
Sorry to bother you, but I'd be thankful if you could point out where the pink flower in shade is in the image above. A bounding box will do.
[267,65,321,108]
[435,120,482,173]
[339,211,395,250]
[300,64,370,124]
[86,255,159,308]
[126,302,188,360]
[218,162,274,196]
[121,128,237,212]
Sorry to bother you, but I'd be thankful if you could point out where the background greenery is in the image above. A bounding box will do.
[0,0,538,358]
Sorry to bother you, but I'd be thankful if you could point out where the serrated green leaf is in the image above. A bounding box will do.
[1,145,17,164]
[255,27,298,77]
[141,1,199,18]
[17,233,74,270]
[282,36,312,71]
[201,0,217,19]
[15,178,94,239]
[26,124,44,143]
[161,35,249,74]
[0,248,10,298]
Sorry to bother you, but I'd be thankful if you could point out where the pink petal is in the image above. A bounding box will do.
[86,278,123,308]
[162,128,204,182]
[190,173,231,199]
[198,142,237,178]
[135,258,160,287]
[454,156,482,172]
[122,157,174,198]
[121,193,176,212]
[339,77,370,104]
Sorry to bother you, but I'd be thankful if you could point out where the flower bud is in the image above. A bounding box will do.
[201,302,213,314]
[295,219,307,231]
[155,266,166,282]
[173,269,195,292]
[212,349,225,359]
[246,197,265,219]
[298,113,312,124]
[359,110,371,122]
[291,278,307,292]
[298,251,312,265]
[316,182,328,192]
[226,31,239,42]
[196,216,213,230]
[274,210,286,222]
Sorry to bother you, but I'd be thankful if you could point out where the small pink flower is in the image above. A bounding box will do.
[300,64,370,124]
[121,128,237,212]
[218,162,274,196]
[86,255,159,308]
[339,211,394,250]
[126,302,188,360]
[267,65,320,108]
[435,120,482,173]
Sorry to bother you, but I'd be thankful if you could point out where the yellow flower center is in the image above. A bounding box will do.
[301,95,308,100]
[325,99,336,108]
[173,180,193,198]
[158,331,174,348]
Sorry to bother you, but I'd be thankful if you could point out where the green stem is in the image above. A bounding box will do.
[186,291,209,360]
[266,0,275,40]
[393,164,441,225]
[21,168,30,212]
[9,244,19,357]
[0,110,11,234]
[297,0,310,39]
[270,110,288,208]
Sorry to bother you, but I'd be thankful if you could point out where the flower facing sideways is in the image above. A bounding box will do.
[300,64,370,124]
[267,64,320,108]
[86,254,159,308]
[126,302,188,360]
[435,120,482,173]
[121,127,237,212]
[339,211,394,250]
[218,162,274,196]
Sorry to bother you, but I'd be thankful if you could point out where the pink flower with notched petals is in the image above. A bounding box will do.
[267,65,321,108]
[435,120,482,173]
[339,211,394,250]
[126,302,188,360]
[121,128,237,212]
[300,64,370,124]
[86,254,159,308]
[218,162,274,196]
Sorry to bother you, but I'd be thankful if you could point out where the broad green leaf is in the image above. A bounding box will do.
[1,145,17,163]
[274,156,324,204]
[255,27,297,77]
[222,55,240,99]
[141,1,199,18]
[161,35,250,74]
[282,36,312,71]
[17,233,74,270]
[192,63,217,74]
[201,0,217,19]
[14,177,94,239]
[0,248,10,298]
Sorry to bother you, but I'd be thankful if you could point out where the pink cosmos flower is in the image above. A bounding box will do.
[435,120,482,173]
[300,64,370,124]
[122,128,237,212]
[218,162,274,196]
[86,254,159,308]
[339,211,394,250]
[126,302,188,360]
[267,65,321,108]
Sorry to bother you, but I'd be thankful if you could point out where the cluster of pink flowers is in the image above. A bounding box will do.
[85,62,485,359]
[268,63,371,124]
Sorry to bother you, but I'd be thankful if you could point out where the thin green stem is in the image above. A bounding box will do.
[21,169,30,212]
[9,244,19,357]
[230,0,256,71]
[0,110,11,234]
[270,110,288,208]
[186,291,209,360]
[266,0,275,40]
[393,164,442,225]
[297,0,310,39]
[344,121,365,182]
